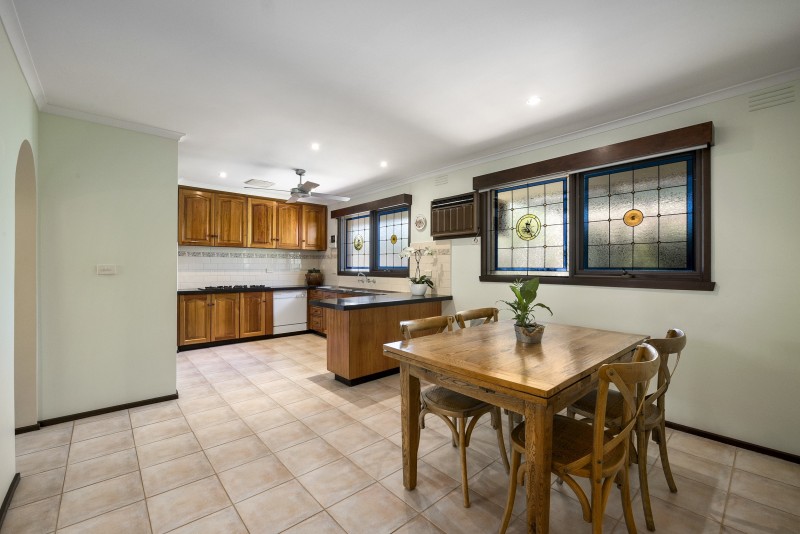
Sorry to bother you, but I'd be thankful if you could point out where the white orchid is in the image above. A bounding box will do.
[401,246,436,285]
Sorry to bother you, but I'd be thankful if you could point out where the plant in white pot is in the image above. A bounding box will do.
[499,278,553,344]
[400,246,435,296]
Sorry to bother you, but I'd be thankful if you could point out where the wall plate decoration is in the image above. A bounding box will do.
[414,215,427,231]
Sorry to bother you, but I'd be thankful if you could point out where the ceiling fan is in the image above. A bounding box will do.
[244,169,350,203]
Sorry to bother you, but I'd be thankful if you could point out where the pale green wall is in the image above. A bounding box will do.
[330,82,800,455]
[38,113,177,419]
[0,18,38,493]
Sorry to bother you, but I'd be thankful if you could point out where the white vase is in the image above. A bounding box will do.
[410,283,428,296]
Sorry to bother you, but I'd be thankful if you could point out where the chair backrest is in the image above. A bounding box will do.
[454,307,499,329]
[400,315,454,340]
[643,328,686,413]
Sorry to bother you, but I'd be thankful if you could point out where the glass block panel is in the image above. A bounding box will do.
[659,214,686,243]
[633,243,658,268]
[659,186,687,215]
[660,161,687,188]
[587,174,609,198]
[609,244,633,268]
[587,245,609,268]
[588,221,609,245]
[609,170,633,195]
[633,166,658,191]
[633,190,658,216]
[659,242,687,269]
[545,246,564,269]
[609,193,633,219]
[587,197,609,222]
[609,220,632,244]
[634,217,658,243]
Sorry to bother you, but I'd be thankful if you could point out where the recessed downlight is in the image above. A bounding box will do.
[311,142,320,151]
[380,161,388,168]
[219,171,227,178]
[526,95,542,106]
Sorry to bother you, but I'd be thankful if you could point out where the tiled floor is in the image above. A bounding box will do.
[4,334,800,533]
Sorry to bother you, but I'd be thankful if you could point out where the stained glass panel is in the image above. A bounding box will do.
[344,214,370,271]
[377,207,409,270]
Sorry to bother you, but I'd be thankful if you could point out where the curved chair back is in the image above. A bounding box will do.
[642,328,686,419]
[400,315,454,340]
[454,307,499,329]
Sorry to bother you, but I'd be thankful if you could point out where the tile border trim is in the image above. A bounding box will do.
[38,391,179,427]
[0,473,20,530]
[666,421,800,465]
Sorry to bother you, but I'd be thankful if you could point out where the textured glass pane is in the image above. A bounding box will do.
[511,225,528,248]
[660,186,687,215]
[512,248,528,268]
[497,229,512,249]
[587,245,609,268]
[609,245,633,268]
[401,224,408,239]
[659,242,687,269]
[633,190,658,216]
[588,221,609,245]
[529,186,545,207]
[497,248,512,268]
[529,205,546,225]
[609,170,633,195]
[545,246,564,269]
[378,225,387,240]
[529,247,545,269]
[659,214,687,243]
[609,193,633,219]
[633,165,658,191]
[497,209,511,230]
[587,197,609,222]
[496,190,512,211]
[587,174,609,198]
[660,161,687,188]
[545,225,564,247]
[545,182,563,205]
[634,217,658,243]
[512,187,528,209]
[633,244,658,268]
[609,220,632,244]
[545,203,563,225]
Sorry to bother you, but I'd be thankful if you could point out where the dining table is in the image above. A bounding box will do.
[383,320,647,534]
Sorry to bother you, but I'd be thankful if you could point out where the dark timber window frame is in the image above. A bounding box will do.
[332,194,412,278]
[475,122,715,291]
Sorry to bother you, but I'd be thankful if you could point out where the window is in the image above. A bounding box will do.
[377,208,410,270]
[343,214,370,271]
[477,122,714,290]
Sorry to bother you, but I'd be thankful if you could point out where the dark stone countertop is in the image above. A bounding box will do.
[310,292,453,311]
[177,285,393,296]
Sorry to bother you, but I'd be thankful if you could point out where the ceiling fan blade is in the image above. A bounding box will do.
[308,192,351,201]
[301,181,320,191]
[285,195,300,204]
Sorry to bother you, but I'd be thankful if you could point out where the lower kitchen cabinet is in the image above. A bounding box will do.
[240,291,273,338]
[211,293,239,341]
[308,290,360,335]
[178,294,213,345]
[179,291,278,347]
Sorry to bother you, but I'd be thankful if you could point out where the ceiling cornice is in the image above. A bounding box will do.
[340,67,800,201]
[41,104,185,141]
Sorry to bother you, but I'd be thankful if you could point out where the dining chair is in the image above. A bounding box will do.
[499,343,660,534]
[567,329,687,531]
[400,315,508,508]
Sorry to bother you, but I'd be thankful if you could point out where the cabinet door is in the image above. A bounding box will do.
[301,204,327,250]
[276,203,302,249]
[247,198,277,248]
[239,292,266,338]
[214,193,247,247]
[178,294,212,345]
[211,293,239,341]
[178,189,214,246]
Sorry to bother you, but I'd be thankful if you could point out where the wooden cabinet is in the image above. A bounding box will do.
[276,203,302,249]
[178,294,213,345]
[430,192,479,240]
[211,293,240,341]
[308,290,361,335]
[302,204,327,250]
[179,188,246,247]
[240,292,273,338]
[247,198,277,248]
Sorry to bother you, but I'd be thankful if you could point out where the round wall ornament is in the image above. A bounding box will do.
[414,215,427,231]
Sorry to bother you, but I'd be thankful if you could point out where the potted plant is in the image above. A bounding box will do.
[305,268,324,287]
[499,278,553,344]
[400,246,435,296]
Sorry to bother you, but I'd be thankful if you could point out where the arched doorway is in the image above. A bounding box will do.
[15,140,37,429]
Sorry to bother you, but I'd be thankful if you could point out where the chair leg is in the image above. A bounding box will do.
[638,429,655,531]
[619,465,638,534]
[590,477,605,534]
[492,408,510,473]
[457,416,470,507]
[451,417,458,447]
[499,449,521,534]
[656,421,678,493]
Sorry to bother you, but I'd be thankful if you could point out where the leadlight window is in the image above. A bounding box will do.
[492,177,568,275]
[344,214,370,271]
[377,207,410,270]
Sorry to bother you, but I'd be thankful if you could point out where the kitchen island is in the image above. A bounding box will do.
[311,292,453,385]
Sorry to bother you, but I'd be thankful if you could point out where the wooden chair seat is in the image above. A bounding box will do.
[422,385,490,414]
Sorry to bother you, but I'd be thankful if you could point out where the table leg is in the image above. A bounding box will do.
[400,362,421,490]
[525,401,554,534]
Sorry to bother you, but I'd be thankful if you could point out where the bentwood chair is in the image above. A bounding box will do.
[400,315,508,508]
[567,329,687,531]
[499,343,660,534]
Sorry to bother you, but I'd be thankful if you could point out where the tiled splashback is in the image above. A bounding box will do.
[177,246,325,289]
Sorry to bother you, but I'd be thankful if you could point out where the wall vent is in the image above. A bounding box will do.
[433,175,449,186]
[748,84,795,112]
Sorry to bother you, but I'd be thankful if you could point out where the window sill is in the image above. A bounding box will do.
[338,270,409,279]
[478,274,715,291]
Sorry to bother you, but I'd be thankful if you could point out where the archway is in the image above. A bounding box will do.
[14,140,37,429]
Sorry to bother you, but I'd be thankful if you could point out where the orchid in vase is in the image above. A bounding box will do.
[400,246,435,294]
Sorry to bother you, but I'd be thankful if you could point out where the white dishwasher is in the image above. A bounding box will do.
[272,290,308,334]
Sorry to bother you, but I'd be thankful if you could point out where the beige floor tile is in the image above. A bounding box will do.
[388,427,450,458]
[236,479,323,534]
[229,395,279,418]
[73,410,129,427]
[218,455,294,502]
[466,421,508,462]
[322,422,383,456]
[729,469,800,516]
[193,418,253,449]
[381,459,459,513]
[665,447,733,490]
[205,435,271,472]
[15,426,73,456]
[275,437,343,476]
[360,410,401,438]
[669,431,736,466]
[177,394,227,415]
[184,405,239,430]
[67,430,134,464]
[147,475,231,534]
[644,466,728,523]
[284,397,336,419]
[136,433,202,468]
[618,494,722,534]
[392,515,444,534]
[302,409,357,435]
[176,375,208,388]
[130,403,184,428]
[168,506,248,534]
[422,487,514,534]
[9,467,65,509]
[269,386,316,405]
[347,439,403,480]
[734,448,800,488]
[63,448,139,492]
[552,467,638,521]
[128,399,178,414]
[71,414,131,443]
[16,444,69,476]
[281,511,346,533]
[257,377,298,395]
[221,385,265,405]
[297,458,374,508]
[468,460,525,512]
[213,377,253,393]
[245,370,284,385]
[722,493,800,534]
[57,472,144,529]
[340,397,393,421]
[0,494,60,534]
[420,441,494,485]
[132,417,191,446]
[140,451,214,497]
[56,501,151,534]
[244,407,297,433]
[328,483,417,534]
[258,421,317,452]
[514,488,618,534]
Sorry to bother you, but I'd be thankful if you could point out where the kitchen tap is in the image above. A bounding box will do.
[357,272,376,284]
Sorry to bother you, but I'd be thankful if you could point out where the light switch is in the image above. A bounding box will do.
[96,264,118,275]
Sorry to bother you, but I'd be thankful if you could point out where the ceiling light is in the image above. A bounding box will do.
[380,161,388,168]
[219,171,227,178]
[311,142,320,151]
[526,95,542,106]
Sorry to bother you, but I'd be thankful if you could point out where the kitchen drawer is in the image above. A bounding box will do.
[322,291,339,299]
[310,314,324,332]
[310,305,323,317]
[308,290,323,300]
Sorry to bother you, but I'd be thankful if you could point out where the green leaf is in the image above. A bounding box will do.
[532,303,553,316]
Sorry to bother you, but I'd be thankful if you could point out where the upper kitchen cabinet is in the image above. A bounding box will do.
[276,202,302,249]
[178,187,246,247]
[247,197,278,248]
[302,204,327,251]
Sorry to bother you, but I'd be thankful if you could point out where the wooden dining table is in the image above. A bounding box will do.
[383,320,647,534]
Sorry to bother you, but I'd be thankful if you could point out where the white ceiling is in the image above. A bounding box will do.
[8,0,800,200]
